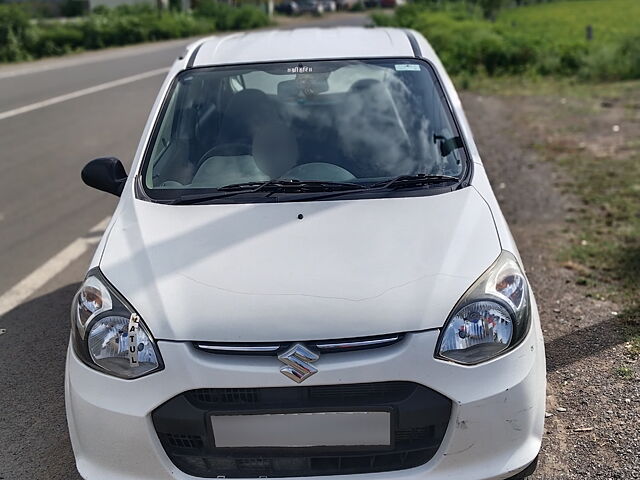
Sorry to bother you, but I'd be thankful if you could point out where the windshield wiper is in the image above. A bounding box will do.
[260,179,367,192]
[169,179,367,205]
[218,179,368,193]
[169,189,265,205]
[168,181,272,204]
[168,175,459,205]
[216,179,368,195]
[216,181,270,191]
[371,174,460,190]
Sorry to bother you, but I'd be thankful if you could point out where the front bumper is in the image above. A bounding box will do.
[66,311,546,480]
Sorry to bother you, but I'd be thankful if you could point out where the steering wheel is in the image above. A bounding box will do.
[281,162,356,182]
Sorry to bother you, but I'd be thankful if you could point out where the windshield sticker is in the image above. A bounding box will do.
[394,64,421,72]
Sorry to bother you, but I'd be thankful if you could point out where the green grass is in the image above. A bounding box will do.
[625,327,640,358]
[553,145,639,347]
[559,149,640,287]
[614,365,634,379]
[456,75,640,98]
[556,147,640,308]
[373,0,640,80]
[507,78,640,351]
[496,0,640,46]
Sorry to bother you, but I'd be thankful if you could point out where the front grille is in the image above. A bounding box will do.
[309,383,411,402]
[153,382,451,478]
[165,433,204,449]
[194,333,404,356]
[189,388,260,405]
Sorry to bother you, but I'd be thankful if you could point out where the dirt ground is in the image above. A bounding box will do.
[461,92,639,479]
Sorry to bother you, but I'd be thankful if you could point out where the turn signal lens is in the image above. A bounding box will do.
[76,276,112,338]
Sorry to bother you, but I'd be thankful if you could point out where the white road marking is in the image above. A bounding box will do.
[0,217,110,318]
[0,67,169,121]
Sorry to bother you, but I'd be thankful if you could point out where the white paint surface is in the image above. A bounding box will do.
[100,189,501,342]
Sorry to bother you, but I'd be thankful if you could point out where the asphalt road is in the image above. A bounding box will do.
[0,13,370,480]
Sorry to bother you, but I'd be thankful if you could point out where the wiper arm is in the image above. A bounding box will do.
[371,174,460,190]
[169,190,264,205]
[252,179,367,193]
[169,181,275,204]
[219,179,367,193]
[216,181,271,191]
[169,172,461,204]
[169,179,367,205]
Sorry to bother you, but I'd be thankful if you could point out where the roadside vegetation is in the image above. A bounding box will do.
[373,0,640,81]
[0,1,269,62]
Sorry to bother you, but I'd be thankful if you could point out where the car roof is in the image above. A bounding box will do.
[190,27,430,67]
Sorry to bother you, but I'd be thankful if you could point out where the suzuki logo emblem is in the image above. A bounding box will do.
[278,343,319,383]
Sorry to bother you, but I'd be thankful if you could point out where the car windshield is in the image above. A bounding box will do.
[142,59,468,201]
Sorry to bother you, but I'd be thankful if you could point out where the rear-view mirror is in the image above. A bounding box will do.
[81,157,127,197]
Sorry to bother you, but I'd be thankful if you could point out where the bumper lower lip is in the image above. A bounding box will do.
[66,312,546,480]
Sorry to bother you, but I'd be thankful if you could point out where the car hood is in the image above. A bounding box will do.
[100,189,501,342]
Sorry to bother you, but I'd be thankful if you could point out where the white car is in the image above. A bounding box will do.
[68,27,546,480]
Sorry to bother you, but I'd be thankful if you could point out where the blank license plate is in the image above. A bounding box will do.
[211,411,391,448]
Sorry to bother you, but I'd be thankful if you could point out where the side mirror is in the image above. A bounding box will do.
[81,157,127,197]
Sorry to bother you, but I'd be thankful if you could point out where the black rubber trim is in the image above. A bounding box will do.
[187,43,203,68]
[404,30,422,58]
[152,382,452,478]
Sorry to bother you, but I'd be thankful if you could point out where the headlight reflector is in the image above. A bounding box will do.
[436,251,530,365]
[72,271,162,379]
[438,300,512,364]
[87,314,160,378]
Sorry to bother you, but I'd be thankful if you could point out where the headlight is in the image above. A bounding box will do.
[71,270,163,379]
[436,251,531,365]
